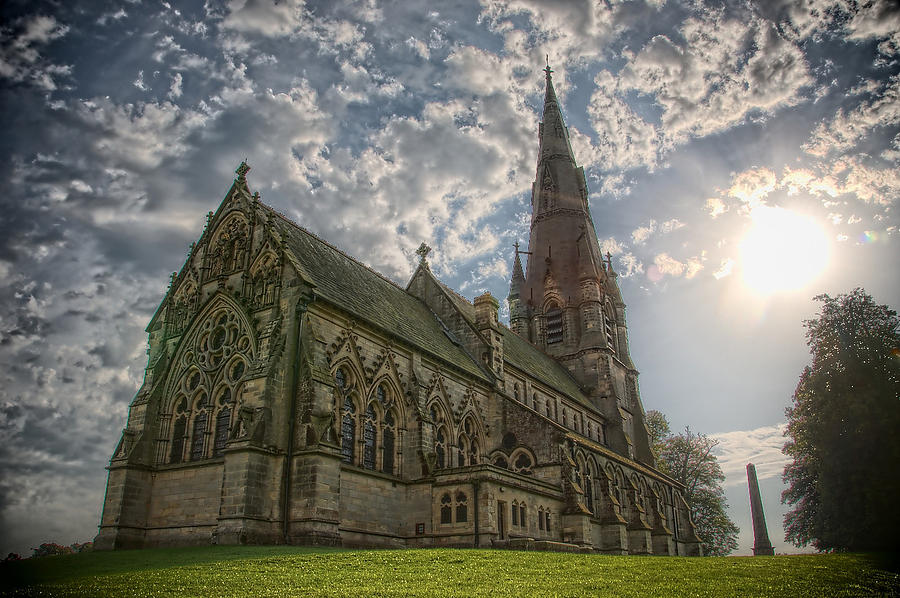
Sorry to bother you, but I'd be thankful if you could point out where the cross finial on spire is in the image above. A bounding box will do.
[514,240,520,255]
[416,242,432,268]
[544,55,553,79]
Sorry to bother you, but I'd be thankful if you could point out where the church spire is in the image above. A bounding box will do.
[520,64,603,322]
[543,60,559,111]
[506,66,650,464]
[537,61,577,169]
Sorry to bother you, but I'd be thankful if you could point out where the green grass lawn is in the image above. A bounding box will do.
[2,547,898,597]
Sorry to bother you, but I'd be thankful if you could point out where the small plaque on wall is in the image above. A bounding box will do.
[415,523,425,535]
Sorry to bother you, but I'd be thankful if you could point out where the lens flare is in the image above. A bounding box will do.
[739,207,829,294]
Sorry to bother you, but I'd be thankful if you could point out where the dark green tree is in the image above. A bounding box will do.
[646,410,739,556]
[782,289,900,551]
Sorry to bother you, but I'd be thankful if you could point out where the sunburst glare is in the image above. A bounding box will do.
[739,207,830,294]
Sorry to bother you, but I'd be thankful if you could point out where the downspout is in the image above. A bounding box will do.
[282,295,309,543]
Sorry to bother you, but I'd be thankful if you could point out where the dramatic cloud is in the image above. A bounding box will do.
[0,0,897,559]
[0,14,70,90]
[805,75,900,157]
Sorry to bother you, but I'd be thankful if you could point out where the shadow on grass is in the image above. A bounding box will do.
[1,545,345,590]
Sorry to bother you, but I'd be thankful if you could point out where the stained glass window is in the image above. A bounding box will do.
[190,412,208,461]
[363,404,376,470]
[212,408,230,457]
[170,416,186,464]
[341,396,355,464]
[382,410,395,475]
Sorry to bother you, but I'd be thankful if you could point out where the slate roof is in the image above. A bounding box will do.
[262,203,593,411]
[434,281,593,412]
[263,205,488,382]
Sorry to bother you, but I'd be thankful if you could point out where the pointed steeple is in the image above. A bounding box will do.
[508,241,529,338]
[522,64,604,321]
[510,66,653,465]
[537,62,577,169]
[508,242,526,300]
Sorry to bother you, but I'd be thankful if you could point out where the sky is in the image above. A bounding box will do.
[0,0,897,558]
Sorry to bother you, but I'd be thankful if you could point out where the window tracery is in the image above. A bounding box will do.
[457,416,480,467]
[340,389,356,464]
[363,403,377,470]
[440,493,452,524]
[512,451,534,475]
[163,305,251,465]
[382,408,395,475]
[336,372,400,473]
[430,403,448,469]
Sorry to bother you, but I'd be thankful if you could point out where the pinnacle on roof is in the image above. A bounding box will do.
[508,241,526,300]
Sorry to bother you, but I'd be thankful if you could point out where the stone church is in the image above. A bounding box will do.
[95,68,702,555]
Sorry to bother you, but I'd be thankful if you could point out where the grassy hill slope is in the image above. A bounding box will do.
[2,547,898,597]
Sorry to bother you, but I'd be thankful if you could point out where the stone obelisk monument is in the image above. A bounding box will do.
[746,463,775,556]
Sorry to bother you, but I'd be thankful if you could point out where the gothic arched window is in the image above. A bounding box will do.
[604,305,618,354]
[363,404,377,470]
[382,409,395,475]
[212,407,231,457]
[170,415,186,464]
[341,394,356,464]
[538,506,545,531]
[511,500,519,526]
[546,304,563,344]
[435,427,446,469]
[162,305,250,464]
[584,470,594,514]
[440,493,452,524]
[190,394,209,461]
[455,492,468,523]
[519,502,526,528]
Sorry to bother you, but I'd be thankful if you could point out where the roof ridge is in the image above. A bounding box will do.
[259,202,411,293]
[437,279,475,308]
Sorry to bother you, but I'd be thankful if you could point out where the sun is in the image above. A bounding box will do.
[739,206,830,294]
